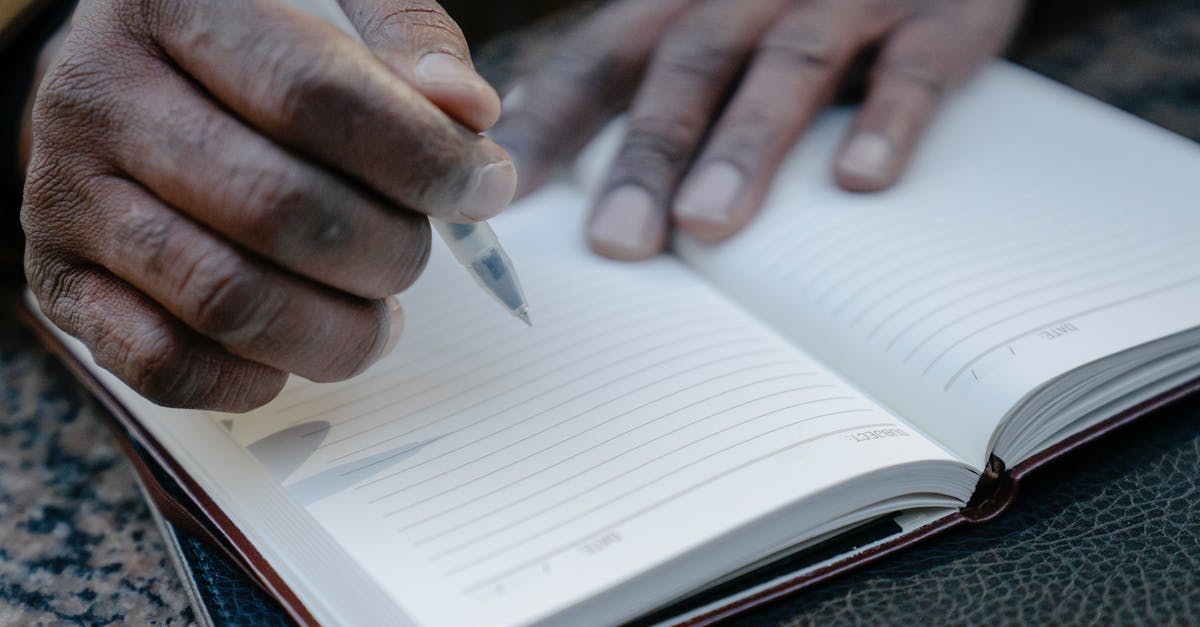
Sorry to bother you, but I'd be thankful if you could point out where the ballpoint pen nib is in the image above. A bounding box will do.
[517,309,533,327]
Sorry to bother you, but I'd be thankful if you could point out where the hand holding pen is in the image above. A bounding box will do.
[22,0,524,411]
[286,0,532,326]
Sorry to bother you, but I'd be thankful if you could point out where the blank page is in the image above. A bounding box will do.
[671,63,1200,468]
[219,184,962,627]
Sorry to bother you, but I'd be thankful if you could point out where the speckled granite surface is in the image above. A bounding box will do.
[0,308,194,625]
[1,1,1198,624]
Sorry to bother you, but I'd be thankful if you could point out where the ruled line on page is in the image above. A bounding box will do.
[269,276,518,412]
[301,288,702,435]
[898,240,1200,365]
[279,272,646,422]
[779,213,925,289]
[383,378,829,527]
[350,343,778,494]
[781,185,1048,296]
[273,270,597,413]
[453,418,889,591]
[861,218,1175,342]
[915,262,1200,376]
[404,380,837,543]
[837,208,1123,324]
[391,363,805,533]
[427,396,865,566]
[343,355,796,484]
[941,273,1200,390]
[755,201,854,274]
[352,344,780,490]
[768,147,1121,297]
[358,341,790,506]
[322,314,742,464]
[803,196,1055,308]
[302,292,708,445]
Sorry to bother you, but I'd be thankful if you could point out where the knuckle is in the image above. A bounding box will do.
[121,323,284,411]
[34,55,120,137]
[222,368,288,412]
[655,25,741,82]
[270,52,358,132]
[233,164,346,252]
[378,215,432,295]
[20,165,77,244]
[756,31,840,71]
[123,328,200,408]
[21,150,122,262]
[615,115,698,181]
[296,196,356,257]
[27,253,87,328]
[359,1,465,45]
[295,303,385,384]
[112,198,174,273]
[179,252,285,346]
[20,163,61,218]
[881,57,951,97]
[125,0,191,39]
[714,103,779,160]
[322,335,380,383]
[727,98,778,131]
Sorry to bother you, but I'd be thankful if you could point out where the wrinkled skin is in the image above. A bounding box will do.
[21,0,515,411]
[19,0,1026,411]
[491,0,1026,259]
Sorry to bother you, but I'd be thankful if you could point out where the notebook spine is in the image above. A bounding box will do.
[962,454,1016,524]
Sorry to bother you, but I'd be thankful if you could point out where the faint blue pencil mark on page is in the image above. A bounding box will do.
[245,422,442,506]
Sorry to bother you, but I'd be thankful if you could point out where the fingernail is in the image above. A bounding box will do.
[382,298,404,357]
[838,133,894,181]
[458,161,518,221]
[416,52,488,90]
[674,161,744,227]
[589,185,662,259]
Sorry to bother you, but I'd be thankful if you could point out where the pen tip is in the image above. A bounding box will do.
[517,310,533,327]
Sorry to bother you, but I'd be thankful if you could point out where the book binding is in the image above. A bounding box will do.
[19,302,1200,626]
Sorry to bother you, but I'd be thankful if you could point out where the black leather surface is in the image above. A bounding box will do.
[131,430,295,626]
[736,399,1200,626]
[174,532,293,627]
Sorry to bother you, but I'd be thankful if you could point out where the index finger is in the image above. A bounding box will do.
[488,0,692,199]
[149,0,515,221]
[337,0,501,132]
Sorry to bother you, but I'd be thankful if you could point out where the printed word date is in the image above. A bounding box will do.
[1039,322,1079,341]
[579,532,623,556]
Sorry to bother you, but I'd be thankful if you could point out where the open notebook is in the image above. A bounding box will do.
[23,62,1200,626]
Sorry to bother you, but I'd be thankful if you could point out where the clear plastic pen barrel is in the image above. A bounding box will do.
[431,219,531,325]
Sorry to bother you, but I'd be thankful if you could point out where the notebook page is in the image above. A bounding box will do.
[217,184,964,627]
[671,63,1200,468]
[23,294,410,626]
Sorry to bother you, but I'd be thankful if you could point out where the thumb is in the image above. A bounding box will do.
[336,0,501,132]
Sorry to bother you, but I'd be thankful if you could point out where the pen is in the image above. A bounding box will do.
[281,0,532,326]
[432,220,530,326]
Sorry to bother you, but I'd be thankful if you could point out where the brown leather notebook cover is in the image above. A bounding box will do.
[19,302,1200,626]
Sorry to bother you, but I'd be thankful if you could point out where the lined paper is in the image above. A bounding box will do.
[219,185,960,627]
[676,64,1200,467]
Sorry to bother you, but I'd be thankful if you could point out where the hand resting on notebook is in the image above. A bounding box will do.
[17,0,516,411]
[491,0,1026,260]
